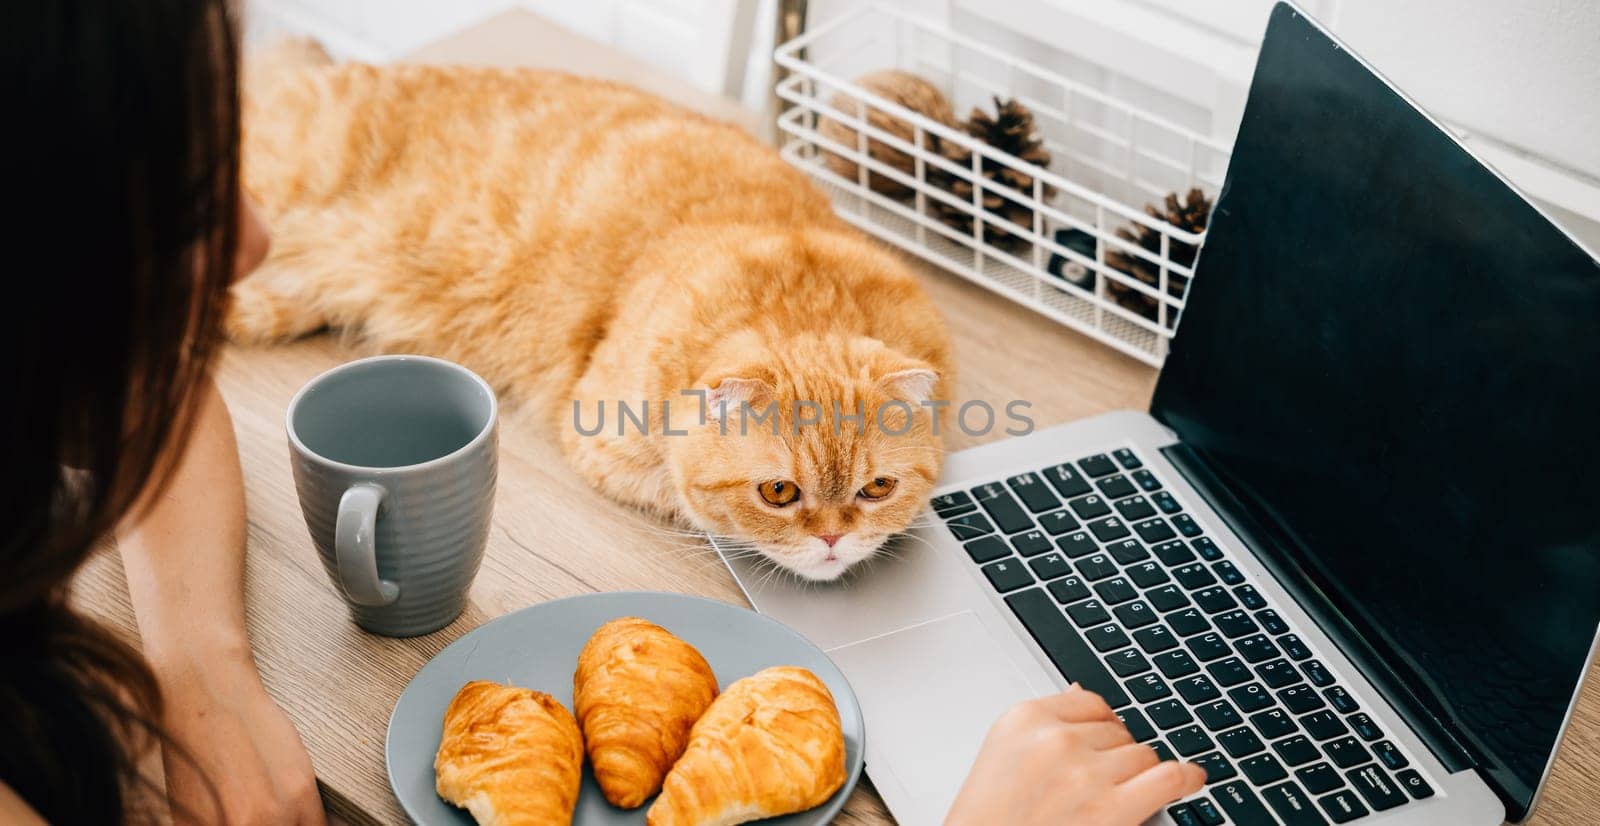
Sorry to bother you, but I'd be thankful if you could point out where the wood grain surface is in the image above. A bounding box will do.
[70,10,1598,826]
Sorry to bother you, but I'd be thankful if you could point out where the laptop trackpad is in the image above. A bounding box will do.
[827,611,1037,824]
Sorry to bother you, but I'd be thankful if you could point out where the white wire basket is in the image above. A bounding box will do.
[774,4,1232,366]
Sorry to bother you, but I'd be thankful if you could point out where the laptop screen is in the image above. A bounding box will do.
[1150,4,1600,820]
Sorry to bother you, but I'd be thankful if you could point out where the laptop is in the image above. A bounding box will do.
[717,3,1600,824]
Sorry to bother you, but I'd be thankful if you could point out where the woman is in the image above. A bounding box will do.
[0,1,1198,822]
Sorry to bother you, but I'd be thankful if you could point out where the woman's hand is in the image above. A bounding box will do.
[117,380,324,824]
[946,687,1206,826]
[153,646,325,825]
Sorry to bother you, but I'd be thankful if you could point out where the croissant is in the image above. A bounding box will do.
[646,666,847,826]
[434,680,584,826]
[574,617,719,808]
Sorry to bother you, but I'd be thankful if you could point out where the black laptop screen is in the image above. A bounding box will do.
[1150,5,1600,820]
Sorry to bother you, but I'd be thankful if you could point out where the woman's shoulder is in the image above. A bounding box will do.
[0,780,47,825]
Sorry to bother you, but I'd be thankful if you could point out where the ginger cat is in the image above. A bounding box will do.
[232,46,951,580]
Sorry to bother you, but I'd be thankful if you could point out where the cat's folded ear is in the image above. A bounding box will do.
[699,370,775,422]
[877,364,940,405]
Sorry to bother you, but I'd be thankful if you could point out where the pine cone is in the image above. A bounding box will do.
[818,71,957,199]
[928,97,1054,249]
[1102,188,1212,326]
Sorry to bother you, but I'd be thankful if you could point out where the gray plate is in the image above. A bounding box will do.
[386,591,866,825]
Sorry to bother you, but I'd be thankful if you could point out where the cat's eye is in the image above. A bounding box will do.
[858,477,897,500]
[758,480,800,507]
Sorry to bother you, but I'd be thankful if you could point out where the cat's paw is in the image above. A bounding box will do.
[225,282,301,344]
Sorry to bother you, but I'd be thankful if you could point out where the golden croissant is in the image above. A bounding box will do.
[647,666,847,826]
[574,617,719,808]
[434,680,584,826]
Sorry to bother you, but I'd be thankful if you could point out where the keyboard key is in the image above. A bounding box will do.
[1325,686,1359,714]
[1003,588,1130,707]
[1191,536,1224,561]
[1234,585,1266,610]
[1152,741,1175,762]
[1168,801,1204,826]
[1279,634,1312,660]
[1097,474,1137,499]
[1132,468,1162,491]
[1323,736,1368,769]
[1176,675,1222,704]
[1148,585,1190,612]
[1280,685,1325,714]
[1057,531,1098,557]
[1302,710,1348,741]
[1148,699,1193,729]
[1240,753,1288,785]
[971,483,1033,534]
[1065,599,1111,627]
[1154,650,1200,678]
[1134,625,1179,653]
[1218,726,1266,758]
[1133,517,1177,543]
[1114,600,1158,628]
[1075,553,1118,581]
[1106,538,1150,565]
[1068,494,1111,519]
[1006,472,1060,513]
[1153,540,1197,566]
[1107,648,1153,677]
[1273,734,1321,766]
[1319,789,1369,824]
[1192,752,1238,784]
[1187,633,1231,662]
[1087,623,1132,652]
[1302,660,1335,686]
[982,559,1033,592]
[1196,700,1242,731]
[1346,764,1407,811]
[1347,713,1381,742]
[1088,517,1131,542]
[1037,510,1079,536]
[931,491,976,515]
[1261,781,1324,826]
[1213,780,1275,826]
[1126,673,1172,703]
[1173,563,1218,590]
[1127,560,1169,588]
[1194,587,1237,613]
[946,512,995,540]
[1173,513,1203,537]
[1117,707,1157,741]
[1297,762,1345,794]
[1113,447,1143,469]
[1028,552,1072,580]
[1169,725,1214,757]
[1047,576,1091,604]
[1212,560,1245,586]
[1373,740,1408,771]
[1250,708,1298,740]
[1257,659,1303,689]
[1094,577,1137,604]
[1009,529,1054,557]
[1192,797,1226,826]
[1168,608,1210,636]
[1043,463,1093,498]
[1207,657,1252,688]
[1079,453,1118,477]
[964,536,1010,563]
[1395,768,1433,799]
[1229,683,1275,713]
[1215,609,1259,639]
[1256,609,1289,634]
[1152,490,1182,513]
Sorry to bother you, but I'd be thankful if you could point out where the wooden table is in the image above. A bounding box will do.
[74,10,1599,826]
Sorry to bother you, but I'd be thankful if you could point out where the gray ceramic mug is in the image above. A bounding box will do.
[286,355,497,637]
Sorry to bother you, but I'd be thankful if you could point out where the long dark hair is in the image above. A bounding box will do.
[0,0,241,821]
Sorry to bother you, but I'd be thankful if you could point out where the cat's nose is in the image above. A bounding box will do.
[817,533,844,548]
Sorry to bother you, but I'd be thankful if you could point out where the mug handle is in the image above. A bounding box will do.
[336,483,400,606]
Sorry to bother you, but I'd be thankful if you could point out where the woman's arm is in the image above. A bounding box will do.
[117,379,325,825]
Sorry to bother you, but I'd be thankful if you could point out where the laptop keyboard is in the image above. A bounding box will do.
[935,448,1438,826]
